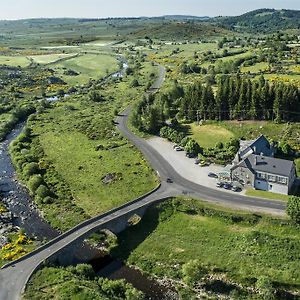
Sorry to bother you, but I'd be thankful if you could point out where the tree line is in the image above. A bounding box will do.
[131,76,300,134]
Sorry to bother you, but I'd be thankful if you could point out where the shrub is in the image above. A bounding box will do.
[71,264,95,280]
[130,79,139,87]
[28,174,43,194]
[184,139,202,155]
[180,136,191,147]
[23,162,39,178]
[286,196,300,224]
[35,185,51,199]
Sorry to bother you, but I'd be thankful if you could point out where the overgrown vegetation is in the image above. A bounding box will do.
[0,231,36,267]
[111,198,300,299]
[24,264,144,300]
[9,70,158,231]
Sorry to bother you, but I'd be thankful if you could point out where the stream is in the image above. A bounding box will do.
[0,123,59,240]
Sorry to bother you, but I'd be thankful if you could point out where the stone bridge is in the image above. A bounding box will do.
[0,183,176,300]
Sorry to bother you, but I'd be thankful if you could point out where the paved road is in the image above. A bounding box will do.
[0,63,286,300]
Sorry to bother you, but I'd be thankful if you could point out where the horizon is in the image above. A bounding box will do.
[0,0,299,21]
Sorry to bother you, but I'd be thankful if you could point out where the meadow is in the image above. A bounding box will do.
[22,70,158,230]
[29,53,77,65]
[50,53,119,85]
[0,55,30,67]
[112,198,300,298]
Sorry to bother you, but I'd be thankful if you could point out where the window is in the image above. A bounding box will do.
[277,176,287,185]
[268,175,276,182]
[257,172,266,179]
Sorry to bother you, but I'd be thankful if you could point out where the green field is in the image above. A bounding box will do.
[19,71,158,230]
[38,130,157,215]
[241,62,269,73]
[189,123,235,148]
[29,53,77,64]
[0,55,30,67]
[50,53,119,85]
[112,198,300,298]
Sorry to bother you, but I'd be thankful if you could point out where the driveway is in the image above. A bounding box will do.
[147,137,246,195]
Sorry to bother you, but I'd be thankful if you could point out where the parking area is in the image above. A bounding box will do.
[147,137,246,195]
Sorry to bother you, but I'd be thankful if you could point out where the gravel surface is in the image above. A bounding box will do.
[147,137,246,195]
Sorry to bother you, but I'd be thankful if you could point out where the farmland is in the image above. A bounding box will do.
[49,53,119,85]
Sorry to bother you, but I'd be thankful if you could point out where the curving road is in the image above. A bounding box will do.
[116,64,286,216]
[0,63,286,300]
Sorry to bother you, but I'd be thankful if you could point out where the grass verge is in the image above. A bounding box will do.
[245,189,289,201]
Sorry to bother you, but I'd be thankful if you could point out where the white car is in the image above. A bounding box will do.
[174,146,183,151]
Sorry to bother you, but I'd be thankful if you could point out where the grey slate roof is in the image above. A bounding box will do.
[245,154,294,177]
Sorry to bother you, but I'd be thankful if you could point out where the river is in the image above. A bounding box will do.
[0,123,59,240]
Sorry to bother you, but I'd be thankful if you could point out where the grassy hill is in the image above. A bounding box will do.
[130,21,233,40]
[215,9,300,33]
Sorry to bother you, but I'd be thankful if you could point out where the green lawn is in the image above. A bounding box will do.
[112,198,300,298]
[189,123,235,148]
[245,189,289,201]
[51,53,119,85]
[0,55,30,67]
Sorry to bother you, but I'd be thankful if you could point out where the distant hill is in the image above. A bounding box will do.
[214,9,300,33]
[130,21,232,40]
[158,15,210,21]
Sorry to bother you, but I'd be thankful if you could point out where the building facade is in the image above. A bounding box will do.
[231,135,296,195]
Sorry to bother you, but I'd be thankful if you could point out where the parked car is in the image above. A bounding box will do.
[223,183,232,190]
[174,146,183,151]
[232,186,242,192]
[194,158,201,164]
[186,152,196,158]
[166,178,173,183]
[216,181,223,188]
[208,172,218,178]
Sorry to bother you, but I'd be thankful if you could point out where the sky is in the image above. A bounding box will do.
[0,0,299,20]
